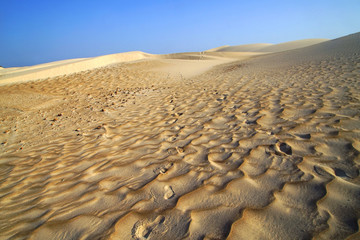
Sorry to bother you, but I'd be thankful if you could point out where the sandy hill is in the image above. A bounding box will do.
[0,51,264,86]
[0,51,151,85]
[209,38,329,53]
[246,32,360,68]
[259,38,329,52]
[0,32,359,240]
[206,45,231,52]
[206,43,273,52]
[0,38,329,86]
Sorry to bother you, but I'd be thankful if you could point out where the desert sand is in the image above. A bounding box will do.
[0,33,359,240]
[206,39,328,53]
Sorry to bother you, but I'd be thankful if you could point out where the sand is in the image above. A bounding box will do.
[0,33,359,240]
[207,39,329,53]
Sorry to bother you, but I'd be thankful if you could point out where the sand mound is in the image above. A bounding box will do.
[205,45,231,52]
[0,33,359,239]
[0,51,264,86]
[153,52,266,78]
[209,43,273,52]
[0,51,151,86]
[210,38,329,53]
[259,38,328,52]
[245,32,360,68]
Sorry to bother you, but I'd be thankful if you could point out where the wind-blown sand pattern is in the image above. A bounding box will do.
[0,33,360,239]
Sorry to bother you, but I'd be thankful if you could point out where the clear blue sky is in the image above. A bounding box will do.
[1,0,359,67]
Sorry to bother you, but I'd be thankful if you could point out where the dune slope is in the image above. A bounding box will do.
[211,38,329,53]
[208,43,273,52]
[259,38,329,52]
[0,51,262,86]
[0,33,359,240]
[0,51,151,86]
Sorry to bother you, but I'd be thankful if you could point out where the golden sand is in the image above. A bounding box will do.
[0,33,359,239]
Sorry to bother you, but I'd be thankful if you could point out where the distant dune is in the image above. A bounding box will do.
[0,38,330,86]
[259,38,328,52]
[207,43,273,52]
[0,38,329,86]
[247,33,360,68]
[205,45,231,52]
[0,51,151,85]
[0,51,264,86]
[208,38,329,53]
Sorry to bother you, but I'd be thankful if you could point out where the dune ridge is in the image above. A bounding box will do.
[0,33,359,239]
[0,51,151,86]
[208,38,329,53]
[207,43,273,52]
[0,51,264,86]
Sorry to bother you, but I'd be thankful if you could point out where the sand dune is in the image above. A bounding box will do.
[0,51,151,86]
[207,43,273,52]
[153,52,265,78]
[0,37,328,86]
[205,45,231,52]
[209,38,329,53]
[0,51,157,86]
[0,51,265,86]
[258,38,329,52]
[0,33,359,240]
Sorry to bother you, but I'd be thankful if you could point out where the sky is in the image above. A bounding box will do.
[0,0,360,67]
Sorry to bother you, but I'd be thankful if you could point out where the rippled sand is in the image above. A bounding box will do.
[0,33,360,240]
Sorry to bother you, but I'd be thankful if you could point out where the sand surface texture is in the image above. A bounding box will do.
[0,33,360,239]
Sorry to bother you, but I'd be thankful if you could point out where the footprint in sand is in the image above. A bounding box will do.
[164,185,175,199]
[157,162,173,174]
[132,215,165,240]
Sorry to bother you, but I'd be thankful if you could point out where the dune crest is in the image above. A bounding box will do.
[0,51,265,86]
[0,51,150,86]
[209,38,329,53]
[208,43,273,52]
